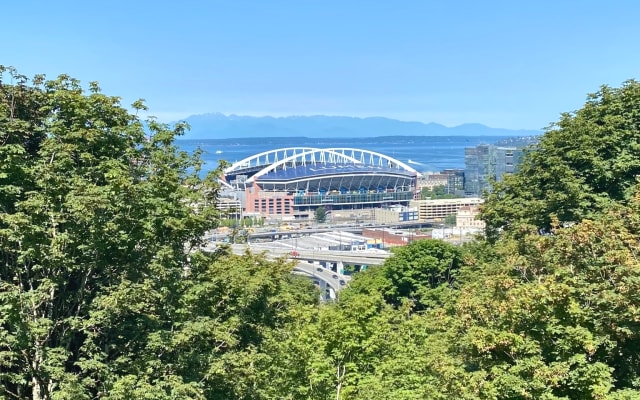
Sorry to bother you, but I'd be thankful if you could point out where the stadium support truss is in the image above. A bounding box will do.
[225,147,419,180]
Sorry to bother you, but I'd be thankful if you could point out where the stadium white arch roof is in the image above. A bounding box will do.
[224,147,420,180]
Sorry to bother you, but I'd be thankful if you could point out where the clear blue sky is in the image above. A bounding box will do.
[4,0,640,130]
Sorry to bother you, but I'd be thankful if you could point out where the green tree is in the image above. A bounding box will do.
[383,239,463,311]
[444,196,640,398]
[256,290,404,400]
[315,206,327,223]
[159,249,317,399]
[0,67,222,399]
[421,185,459,200]
[482,80,640,239]
[346,239,463,312]
[444,213,457,227]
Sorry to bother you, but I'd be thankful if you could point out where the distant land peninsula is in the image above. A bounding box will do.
[175,113,543,139]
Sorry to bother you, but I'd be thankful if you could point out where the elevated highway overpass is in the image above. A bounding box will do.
[207,220,434,243]
[201,243,390,294]
[238,244,389,266]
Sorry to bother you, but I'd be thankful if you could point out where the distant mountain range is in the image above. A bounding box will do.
[176,113,542,139]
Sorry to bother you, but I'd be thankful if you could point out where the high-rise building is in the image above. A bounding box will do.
[440,168,465,195]
[464,144,493,196]
[464,145,526,196]
[494,147,524,182]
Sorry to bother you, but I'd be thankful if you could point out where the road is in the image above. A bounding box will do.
[292,261,347,291]
[207,220,434,242]
[202,243,356,292]
[231,243,388,265]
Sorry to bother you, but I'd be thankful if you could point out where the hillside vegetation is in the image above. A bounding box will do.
[2,66,640,399]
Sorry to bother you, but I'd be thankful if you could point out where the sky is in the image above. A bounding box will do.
[3,0,640,130]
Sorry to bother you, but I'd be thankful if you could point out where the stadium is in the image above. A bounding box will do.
[222,147,420,219]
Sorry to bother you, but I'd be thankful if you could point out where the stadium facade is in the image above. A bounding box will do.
[222,147,420,219]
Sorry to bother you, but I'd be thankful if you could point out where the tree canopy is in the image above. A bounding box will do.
[0,66,222,398]
[4,68,640,399]
[0,66,315,399]
[421,184,460,200]
[314,206,327,223]
[346,239,463,312]
[482,80,640,238]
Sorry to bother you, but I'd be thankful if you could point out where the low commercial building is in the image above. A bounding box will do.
[373,206,418,224]
[362,228,430,248]
[419,173,449,190]
[410,198,483,222]
[417,169,466,198]
[456,205,485,230]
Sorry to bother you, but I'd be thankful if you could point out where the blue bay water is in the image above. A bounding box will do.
[176,136,510,174]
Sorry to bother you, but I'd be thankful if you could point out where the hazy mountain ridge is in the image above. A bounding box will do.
[178,113,542,139]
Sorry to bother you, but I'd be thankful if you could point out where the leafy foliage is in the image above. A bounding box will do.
[347,239,463,312]
[421,184,460,200]
[444,195,640,398]
[384,239,463,310]
[314,206,327,223]
[5,68,640,400]
[0,67,313,399]
[444,213,457,226]
[482,80,640,238]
